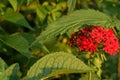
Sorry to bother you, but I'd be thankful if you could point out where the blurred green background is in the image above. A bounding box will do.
[0,0,120,80]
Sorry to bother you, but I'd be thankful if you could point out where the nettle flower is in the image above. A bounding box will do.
[69,26,119,55]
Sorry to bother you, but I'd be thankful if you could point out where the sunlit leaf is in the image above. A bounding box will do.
[5,63,20,80]
[0,72,8,80]
[8,0,18,11]
[26,52,95,80]
[0,58,8,80]
[0,57,7,72]
[0,59,20,80]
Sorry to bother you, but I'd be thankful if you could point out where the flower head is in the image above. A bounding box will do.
[103,28,119,55]
[69,26,119,55]
[90,26,105,43]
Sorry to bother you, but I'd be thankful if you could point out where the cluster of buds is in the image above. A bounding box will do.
[69,26,119,55]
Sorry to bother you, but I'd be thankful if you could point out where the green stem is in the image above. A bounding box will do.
[117,50,120,79]
[89,72,92,80]
[88,58,92,80]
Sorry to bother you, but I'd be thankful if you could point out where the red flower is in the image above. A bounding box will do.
[69,26,119,55]
[69,32,78,47]
[90,26,105,43]
[77,38,98,52]
[76,28,98,53]
[103,29,119,55]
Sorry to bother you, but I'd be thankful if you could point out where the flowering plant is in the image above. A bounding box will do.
[70,26,119,55]
[1,0,120,79]
[69,26,119,77]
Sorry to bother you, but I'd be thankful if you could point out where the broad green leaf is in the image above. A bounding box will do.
[33,9,113,44]
[0,11,34,31]
[0,57,7,72]
[0,72,8,80]
[5,63,20,80]
[0,33,30,58]
[0,58,8,80]
[0,59,20,80]
[26,52,95,80]
[8,0,18,11]
[67,0,76,13]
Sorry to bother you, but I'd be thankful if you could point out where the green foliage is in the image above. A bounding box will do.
[0,11,34,31]
[26,52,95,80]
[36,4,48,22]
[8,0,18,11]
[0,58,20,80]
[34,9,112,44]
[27,0,34,6]
[0,57,7,72]
[0,0,120,80]
[0,33,30,58]
[0,72,8,80]
[5,63,20,80]
[67,0,76,13]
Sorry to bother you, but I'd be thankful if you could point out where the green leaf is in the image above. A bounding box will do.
[0,33,30,58]
[0,58,8,80]
[114,19,120,30]
[0,72,8,80]
[33,9,113,44]
[21,33,36,45]
[26,52,95,80]
[5,63,20,80]
[0,59,20,80]
[36,5,48,22]
[0,58,7,72]
[27,0,34,5]
[31,42,50,54]
[0,11,34,31]
[67,0,76,13]
[8,0,18,11]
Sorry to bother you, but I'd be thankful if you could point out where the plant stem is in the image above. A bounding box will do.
[88,58,92,80]
[89,72,92,80]
[117,50,120,79]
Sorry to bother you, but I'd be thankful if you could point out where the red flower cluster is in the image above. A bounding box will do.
[69,26,119,55]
